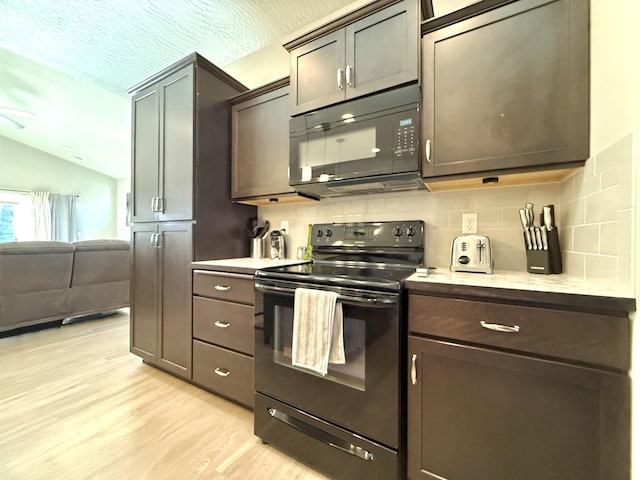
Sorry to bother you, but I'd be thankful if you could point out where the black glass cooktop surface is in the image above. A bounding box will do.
[255,261,416,291]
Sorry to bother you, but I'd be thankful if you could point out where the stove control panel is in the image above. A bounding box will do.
[312,220,424,248]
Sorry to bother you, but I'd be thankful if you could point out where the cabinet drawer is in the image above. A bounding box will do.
[409,295,630,371]
[192,340,254,408]
[193,270,254,304]
[193,296,254,355]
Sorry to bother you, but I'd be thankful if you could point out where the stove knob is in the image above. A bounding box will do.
[325,228,333,237]
[316,229,323,237]
[406,225,416,237]
[393,226,403,237]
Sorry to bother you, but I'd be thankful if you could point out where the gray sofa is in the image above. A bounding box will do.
[0,239,130,334]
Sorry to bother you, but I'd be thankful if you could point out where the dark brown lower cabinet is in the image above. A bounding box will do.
[191,269,255,408]
[130,222,193,379]
[407,336,630,480]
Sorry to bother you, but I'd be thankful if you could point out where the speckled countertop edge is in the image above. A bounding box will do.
[406,268,634,301]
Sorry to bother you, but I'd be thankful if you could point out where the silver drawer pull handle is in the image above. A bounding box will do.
[480,320,520,333]
[410,354,417,385]
[214,321,230,328]
[214,285,231,291]
[214,368,230,377]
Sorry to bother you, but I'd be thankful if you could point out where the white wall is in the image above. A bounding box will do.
[0,136,119,239]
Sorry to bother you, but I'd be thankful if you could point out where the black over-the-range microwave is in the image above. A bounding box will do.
[289,84,423,199]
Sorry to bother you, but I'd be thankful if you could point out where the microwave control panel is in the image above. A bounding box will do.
[394,116,417,157]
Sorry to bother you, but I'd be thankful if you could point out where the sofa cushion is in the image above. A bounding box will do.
[70,240,130,286]
[72,239,130,252]
[0,241,74,295]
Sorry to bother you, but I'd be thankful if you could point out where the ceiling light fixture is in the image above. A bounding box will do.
[0,107,36,129]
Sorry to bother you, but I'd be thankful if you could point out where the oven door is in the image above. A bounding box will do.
[254,279,403,450]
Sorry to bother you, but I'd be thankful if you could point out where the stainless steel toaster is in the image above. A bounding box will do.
[450,234,493,274]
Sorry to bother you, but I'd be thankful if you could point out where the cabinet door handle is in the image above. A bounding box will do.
[157,197,165,213]
[214,321,230,328]
[480,320,520,333]
[346,64,353,87]
[149,233,156,247]
[425,140,432,163]
[214,367,230,377]
[410,354,417,385]
[214,285,231,291]
[151,197,157,212]
[155,233,164,249]
[337,67,344,90]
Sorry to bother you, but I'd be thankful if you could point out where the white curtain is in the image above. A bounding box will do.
[50,194,77,242]
[30,192,51,240]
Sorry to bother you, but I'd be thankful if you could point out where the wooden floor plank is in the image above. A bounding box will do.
[0,311,329,480]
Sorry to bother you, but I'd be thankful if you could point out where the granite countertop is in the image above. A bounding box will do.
[192,257,309,275]
[406,268,636,314]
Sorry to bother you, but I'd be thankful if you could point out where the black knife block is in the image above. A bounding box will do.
[525,228,562,274]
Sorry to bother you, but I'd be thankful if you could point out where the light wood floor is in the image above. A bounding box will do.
[0,311,329,480]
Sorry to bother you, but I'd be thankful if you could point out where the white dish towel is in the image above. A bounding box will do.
[291,287,345,375]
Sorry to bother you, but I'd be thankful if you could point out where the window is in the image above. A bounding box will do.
[0,191,34,242]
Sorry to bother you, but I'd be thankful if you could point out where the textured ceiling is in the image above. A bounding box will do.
[0,0,357,179]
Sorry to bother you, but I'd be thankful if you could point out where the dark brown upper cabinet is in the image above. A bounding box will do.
[421,0,589,189]
[285,0,419,116]
[130,64,195,223]
[231,79,311,206]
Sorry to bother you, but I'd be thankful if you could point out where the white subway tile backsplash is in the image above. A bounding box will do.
[576,172,601,197]
[595,133,633,174]
[600,166,618,190]
[562,198,586,227]
[573,224,600,254]
[585,254,618,282]
[585,186,620,223]
[600,221,619,256]
[563,251,585,277]
[559,227,573,251]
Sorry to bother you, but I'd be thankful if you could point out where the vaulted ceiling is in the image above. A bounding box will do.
[0,0,357,179]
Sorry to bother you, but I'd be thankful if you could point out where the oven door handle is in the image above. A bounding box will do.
[254,281,398,305]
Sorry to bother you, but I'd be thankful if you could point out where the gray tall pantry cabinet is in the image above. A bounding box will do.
[128,53,256,379]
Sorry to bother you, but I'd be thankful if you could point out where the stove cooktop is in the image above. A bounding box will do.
[256,221,425,292]
[256,261,416,292]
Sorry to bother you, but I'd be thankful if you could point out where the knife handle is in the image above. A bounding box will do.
[529,227,538,250]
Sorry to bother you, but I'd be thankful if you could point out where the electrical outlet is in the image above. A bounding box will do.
[280,220,289,233]
[462,213,478,234]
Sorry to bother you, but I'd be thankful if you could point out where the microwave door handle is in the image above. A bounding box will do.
[337,67,344,90]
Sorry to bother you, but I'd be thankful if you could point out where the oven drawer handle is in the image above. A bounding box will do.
[268,407,374,462]
[255,281,397,305]
[214,367,230,377]
[480,320,520,333]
